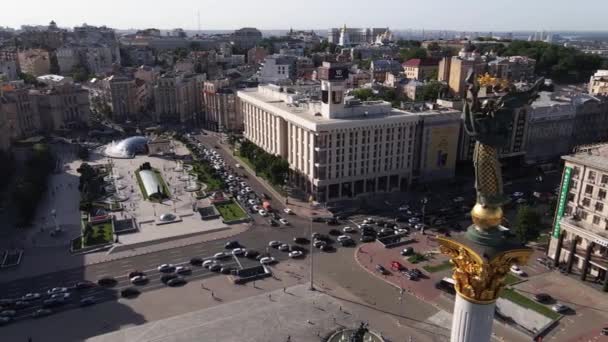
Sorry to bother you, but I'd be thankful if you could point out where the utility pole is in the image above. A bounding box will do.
[309,212,315,291]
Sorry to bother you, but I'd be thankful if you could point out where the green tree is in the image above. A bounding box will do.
[514,205,543,243]
[420,81,444,101]
[351,88,375,101]
[399,47,428,62]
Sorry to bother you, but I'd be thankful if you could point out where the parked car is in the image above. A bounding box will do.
[121,288,140,298]
[260,257,277,265]
[279,218,289,225]
[21,293,41,301]
[74,281,95,290]
[551,303,570,313]
[245,250,260,259]
[533,293,553,304]
[232,248,246,256]
[288,251,303,258]
[175,266,191,274]
[214,252,230,260]
[341,239,355,247]
[47,287,68,295]
[167,277,187,287]
[278,244,290,252]
[283,208,294,215]
[202,259,215,268]
[313,240,327,248]
[157,264,175,272]
[510,265,526,276]
[258,210,268,217]
[269,219,279,227]
[329,229,342,236]
[293,237,309,244]
[390,261,405,271]
[79,297,97,307]
[97,277,117,287]
[360,235,375,243]
[128,270,145,279]
[400,247,414,256]
[343,226,355,233]
[268,241,282,248]
[209,264,222,272]
[190,257,204,266]
[32,309,52,318]
[161,274,178,283]
[337,235,350,242]
[224,240,240,249]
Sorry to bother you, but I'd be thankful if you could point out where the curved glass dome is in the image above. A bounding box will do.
[104,136,149,158]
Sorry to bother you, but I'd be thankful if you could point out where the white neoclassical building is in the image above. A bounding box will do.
[237,62,461,203]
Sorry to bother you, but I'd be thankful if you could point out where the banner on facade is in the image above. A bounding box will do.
[553,166,572,238]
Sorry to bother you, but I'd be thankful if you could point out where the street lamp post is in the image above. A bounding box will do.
[309,213,315,291]
[421,197,428,232]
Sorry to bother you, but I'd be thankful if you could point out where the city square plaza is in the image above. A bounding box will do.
[96,139,230,250]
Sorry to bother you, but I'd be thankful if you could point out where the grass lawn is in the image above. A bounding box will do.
[191,162,223,191]
[423,260,452,273]
[83,221,114,247]
[215,200,248,222]
[235,153,288,196]
[407,253,428,264]
[500,288,560,320]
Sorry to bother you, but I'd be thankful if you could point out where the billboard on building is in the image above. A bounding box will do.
[552,166,572,238]
[424,125,459,172]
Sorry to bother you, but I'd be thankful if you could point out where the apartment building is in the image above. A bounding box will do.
[589,70,608,96]
[0,83,40,139]
[17,49,51,76]
[32,83,91,131]
[154,73,205,123]
[402,58,439,81]
[238,62,460,202]
[548,144,608,291]
[202,79,241,132]
[102,75,137,123]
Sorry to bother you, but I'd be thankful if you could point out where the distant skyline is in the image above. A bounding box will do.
[2,0,607,32]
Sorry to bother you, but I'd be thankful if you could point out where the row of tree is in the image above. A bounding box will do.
[12,144,55,226]
[239,140,289,186]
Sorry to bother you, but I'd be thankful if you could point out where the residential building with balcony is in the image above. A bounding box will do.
[154,73,205,123]
[237,62,460,203]
[548,144,608,291]
[588,70,608,97]
[101,75,137,123]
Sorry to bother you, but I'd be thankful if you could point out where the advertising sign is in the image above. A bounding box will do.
[552,166,572,238]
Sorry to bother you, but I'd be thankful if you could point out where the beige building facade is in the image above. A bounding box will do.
[17,49,51,76]
[238,63,460,202]
[548,145,608,291]
[588,70,608,97]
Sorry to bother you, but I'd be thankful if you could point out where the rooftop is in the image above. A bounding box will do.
[402,58,439,67]
[563,143,608,172]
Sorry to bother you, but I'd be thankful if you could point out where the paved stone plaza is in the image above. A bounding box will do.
[100,142,229,249]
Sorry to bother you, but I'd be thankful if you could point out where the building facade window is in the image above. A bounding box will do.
[596,202,604,213]
[599,189,607,200]
[593,215,601,225]
[585,184,594,195]
[588,170,596,183]
[582,198,591,207]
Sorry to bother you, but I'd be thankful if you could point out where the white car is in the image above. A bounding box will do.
[214,252,229,260]
[415,223,425,230]
[241,182,248,188]
[157,264,175,272]
[232,248,246,256]
[313,240,327,248]
[22,293,41,301]
[396,228,409,234]
[510,265,526,276]
[245,187,252,193]
[408,217,420,224]
[235,163,242,168]
[202,260,215,268]
[175,266,191,274]
[512,191,524,198]
[252,205,261,211]
[288,251,303,258]
[268,240,282,248]
[50,292,71,300]
[337,235,350,242]
[279,218,289,225]
[260,257,276,265]
[258,210,268,217]
[453,196,464,203]
[46,287,68,295]
[283,208,293,215]
[343,226,355,233]
[130,275,147,284]
[248,199,256,205]
[398,205,410,211]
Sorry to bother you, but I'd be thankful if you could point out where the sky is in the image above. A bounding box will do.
[1,0,607,32]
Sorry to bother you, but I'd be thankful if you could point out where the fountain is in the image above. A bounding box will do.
[103,136,149,159]
[115,181,127,190]
[185,178,201,192]
[174,160,184,172]
[113,190,129,202]
[104,184,116,193]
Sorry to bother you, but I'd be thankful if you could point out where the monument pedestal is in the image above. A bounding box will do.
[450,295,495,342]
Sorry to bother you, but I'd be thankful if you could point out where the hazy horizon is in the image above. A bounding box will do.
[2,0,607,32]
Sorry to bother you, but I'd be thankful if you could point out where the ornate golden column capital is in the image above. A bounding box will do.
[437,237,532,304]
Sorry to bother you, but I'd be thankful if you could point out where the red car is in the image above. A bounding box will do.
[391,261,405,271]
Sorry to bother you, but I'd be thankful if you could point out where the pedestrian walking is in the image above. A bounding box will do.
[211,291,214,297]
[268,293,272,300]
[283,287,286,293]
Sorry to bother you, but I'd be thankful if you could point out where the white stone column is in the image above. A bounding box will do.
[450,294,495,342]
